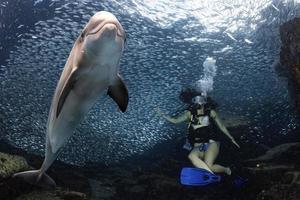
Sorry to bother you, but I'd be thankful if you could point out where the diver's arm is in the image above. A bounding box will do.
[157,109,191,124]
[210,110,240,148]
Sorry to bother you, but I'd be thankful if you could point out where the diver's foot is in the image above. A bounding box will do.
[225,167,232,175]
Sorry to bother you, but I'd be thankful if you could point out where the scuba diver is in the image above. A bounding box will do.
[157,92,240,176]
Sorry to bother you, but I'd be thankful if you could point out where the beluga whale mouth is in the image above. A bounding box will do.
[85,21,125,38]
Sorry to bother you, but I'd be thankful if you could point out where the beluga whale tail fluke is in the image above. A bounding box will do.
[13,11,128,188]
[13,170,56,189]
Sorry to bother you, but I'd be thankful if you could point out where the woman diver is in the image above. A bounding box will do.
[157,92,240,175]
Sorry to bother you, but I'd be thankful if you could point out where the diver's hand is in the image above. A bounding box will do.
[231,139,240,148]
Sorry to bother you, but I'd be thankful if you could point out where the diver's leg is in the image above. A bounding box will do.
[188,147,213,173]
[204,142,231,175]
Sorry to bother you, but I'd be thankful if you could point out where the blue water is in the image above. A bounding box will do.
[0,0,299,165]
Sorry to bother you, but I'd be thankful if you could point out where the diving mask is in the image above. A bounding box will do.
[192,95,207,105]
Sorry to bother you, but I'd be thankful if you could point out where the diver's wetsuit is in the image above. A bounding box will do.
[187,107,220,150]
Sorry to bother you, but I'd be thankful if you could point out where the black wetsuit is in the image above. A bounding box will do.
[187,107,219,146]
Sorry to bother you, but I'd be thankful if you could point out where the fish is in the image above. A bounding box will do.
[13,11,128,188]
[225,32,237,42]
[244,38,253,44]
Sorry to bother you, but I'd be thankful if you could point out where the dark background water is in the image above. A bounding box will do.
[0,0,299,166]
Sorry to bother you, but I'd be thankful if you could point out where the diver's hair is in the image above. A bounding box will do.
[179,86,218,109]
[179,87,200,104]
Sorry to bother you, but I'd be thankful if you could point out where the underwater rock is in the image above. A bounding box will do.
[244,142,300,175]
[89,179,116,200]
[280,17,300,114]
[244,142,300,164]
[57,190,87,200]
[2,138,300,200]
[283,171,300,185]
[0,140,92,199]
[256,177,300,200]
[114,173,184,200]
[15,191,61,200]
[0,152,29,178]
[15,188,87,200]
[280,18,300,85]
[242,142,300,200]
[128,185,146,194]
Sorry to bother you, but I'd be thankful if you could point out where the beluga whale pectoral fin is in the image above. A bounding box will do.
[56,67,80,118]
[107,74,128,112]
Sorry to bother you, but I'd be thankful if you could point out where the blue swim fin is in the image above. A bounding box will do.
[180,167,221,186]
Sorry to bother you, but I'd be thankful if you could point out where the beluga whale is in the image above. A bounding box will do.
[13,11,128,188]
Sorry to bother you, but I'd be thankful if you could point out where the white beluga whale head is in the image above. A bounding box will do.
[78,11,126,63]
